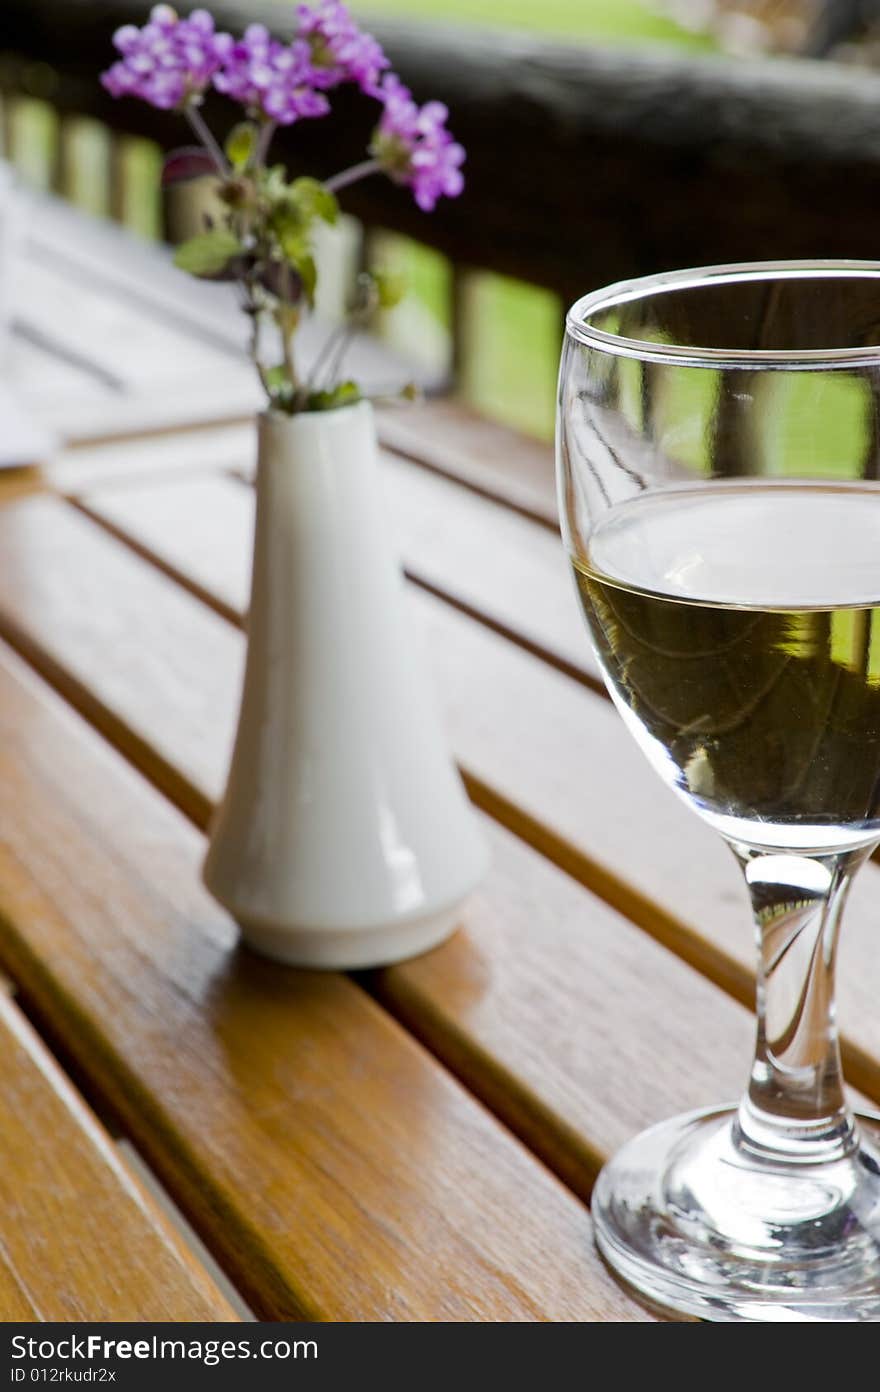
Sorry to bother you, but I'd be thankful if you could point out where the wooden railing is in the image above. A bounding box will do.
[6,1,880,429]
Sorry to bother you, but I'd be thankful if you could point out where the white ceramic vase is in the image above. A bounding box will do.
[202,400,489,968]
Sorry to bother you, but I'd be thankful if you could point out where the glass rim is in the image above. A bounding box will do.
[565,259,880,369]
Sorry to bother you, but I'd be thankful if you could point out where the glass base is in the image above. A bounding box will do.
[593,1105,880,1322]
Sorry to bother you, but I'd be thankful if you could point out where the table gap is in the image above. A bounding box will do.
[5,964,254,1314]
[0,621,615,1222]
[70,490,605,699]
[53,477,880,1110]
[118,1140,257,1322]
[0,489,763,1217]
[0,488,756,1019]
[50,479,756,1023]
[0,634,644,1318]
[376,430,559,534]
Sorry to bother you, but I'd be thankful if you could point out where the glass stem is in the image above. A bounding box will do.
[731,844,869,1165]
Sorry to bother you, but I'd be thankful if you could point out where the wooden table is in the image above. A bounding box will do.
[3,200,880,1324]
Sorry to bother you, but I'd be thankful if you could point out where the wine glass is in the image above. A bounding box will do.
[557,262,880,1322]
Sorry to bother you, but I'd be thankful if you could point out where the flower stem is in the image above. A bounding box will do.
[322,323,358,389]
[308,321,349,390]
[279,316,296,392]
[255,119,277,169]
[324,157,382,194]
[247,303,273,402]
[184,102,228,177]
[307,274,379,391]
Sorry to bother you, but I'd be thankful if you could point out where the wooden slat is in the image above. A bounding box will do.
[0,476,824,1174]
[7,329,255,451]
[74,473,253,625]
[17,257,251,399]
[381,449,582,674]
[26,194,252,356]
[45,424,257,493]
[41,387,258,450]
[6,334,112,427]
[10,194,446,448]
[32,458,880,1195]
[59,468,880,1155]
[375,399,556,526]
[0,1264,39,1321]
[0,641,644,1321]
[0,497,239,824]
[0,991,236,1321]
[0,492,775,1215]
[0,468,42,508]
[371,815,759,1199]
[11,276,261,445]
[0,383,56,469]
[16,486,880,1111]
[73,455,598,688]
[14,201,549,467]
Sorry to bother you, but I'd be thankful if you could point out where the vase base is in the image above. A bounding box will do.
[234,902,463,970]
[593,1104,880,1322]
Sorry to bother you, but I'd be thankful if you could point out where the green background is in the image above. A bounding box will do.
[361,1,714,437]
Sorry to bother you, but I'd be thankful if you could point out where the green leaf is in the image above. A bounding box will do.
[262,364,295,412]
[306,380,361,413]
[265,364,291,392]
[274,216,307,261]
[173,230,242,277]
[372,266,408,310]
[295,253,317,305]
[290,177,338,225]
[225,121,258,171]
[262,164,289,201]
[273,220,317,305]
[270,202,307,251]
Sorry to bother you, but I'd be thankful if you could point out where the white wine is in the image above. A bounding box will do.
[572,482,880,851]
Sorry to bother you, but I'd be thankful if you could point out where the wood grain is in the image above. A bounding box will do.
[369,815,759,1200]
[0,1263,39,1320]
[0,468,44,508]
[17,257,241,396]
[7,335,113,436]
[14,488,880,1112]
[46,424,257,493]
[0,642,647,1321]
[0,496,239,824]
[0,489,773,1215]
[0,992,236,1320]
[12,254,262,443]
[75,473,254,627]
[7,195,443,450]
[74,456,597,688]
[0,486,831,1202]
[376,401,557,527]
[29,462,880,1207]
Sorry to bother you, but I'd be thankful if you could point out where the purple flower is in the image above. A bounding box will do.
[212,23,329,125]
[295,2,389,96]
[101,5,231,110]
[371,75,465,212]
